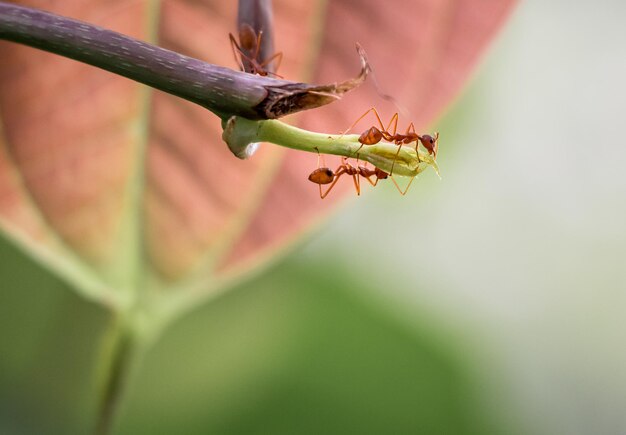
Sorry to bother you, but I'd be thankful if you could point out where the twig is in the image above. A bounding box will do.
[0,2,366,120]
[222,117,440,177]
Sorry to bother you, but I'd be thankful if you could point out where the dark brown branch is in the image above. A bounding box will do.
[0,2,367,120]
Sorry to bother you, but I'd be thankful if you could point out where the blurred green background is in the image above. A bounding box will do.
[2,1,626,434]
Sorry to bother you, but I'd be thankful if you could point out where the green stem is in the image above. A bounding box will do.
[95,312,147,435]
[223,117,440,177]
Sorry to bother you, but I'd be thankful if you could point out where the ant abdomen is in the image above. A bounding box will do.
[308,167,335,185]
[359,127,383,145]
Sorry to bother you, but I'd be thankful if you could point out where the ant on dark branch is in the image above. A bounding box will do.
[229,23,283,78]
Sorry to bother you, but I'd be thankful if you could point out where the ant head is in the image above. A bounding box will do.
[420,133,439,157]
[308,167,334,185]
[359,127,383,145]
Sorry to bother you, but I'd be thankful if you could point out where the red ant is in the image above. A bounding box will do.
[308,156,413,199]
[229,23,283,77]
[342,107,439,172]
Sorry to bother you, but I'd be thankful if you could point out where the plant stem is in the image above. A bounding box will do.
[0,2,361,120]
[95,312,146,435]
[223,117,440,177]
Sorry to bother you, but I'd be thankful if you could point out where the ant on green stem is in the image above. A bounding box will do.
[341,107,439,173]
[308,155,413,199]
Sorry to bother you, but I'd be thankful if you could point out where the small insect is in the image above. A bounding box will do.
[229,23,283,77]
[342,107,439,172]
[308,156,413,199]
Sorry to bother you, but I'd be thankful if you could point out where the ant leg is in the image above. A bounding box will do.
[390,175,416,196]
[253,30,263,62]
[386,112,399,136]
[352,142,367,160]
[229,33,246,71]
[339,107,386,138]
[265,71,285,79]
[390,122,421,175]
[320,167,347,199]
[356,153,367,168]
[319,151,328,171]
[389,121,420,175]
[404,122,423,157]
[404,122,422,161]
[314,147,322,168]
[386,113,403,174]
[405,122,416,135]
[361,174,378,187]
[405,122,418,142]
[356,162,378,187]
[389,143,404,175]
[352,172,361,195]
[342,158,361,195]
[260,51,283,73]
[313,148,322,198]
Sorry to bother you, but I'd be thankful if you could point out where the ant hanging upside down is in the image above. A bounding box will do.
[229,23,283,77]
[309,105,442,198]
[308,156,414,199]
